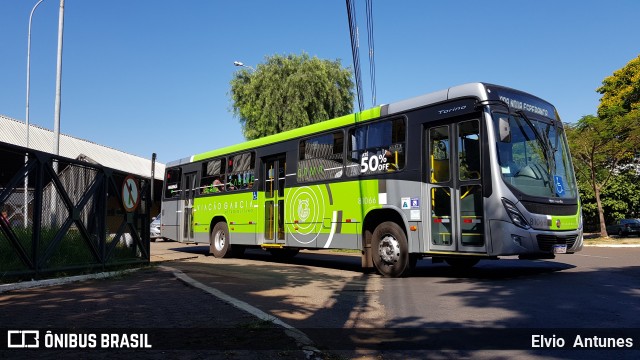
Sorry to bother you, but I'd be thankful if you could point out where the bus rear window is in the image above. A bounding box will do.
[164,168,182,199]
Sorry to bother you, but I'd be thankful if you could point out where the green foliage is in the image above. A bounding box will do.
[568,115,635,177]
[567,54,640,234]
[578,169,640,230]
[603,171,640,220]
[567,114,640,234]
[597,55,640,118]
[594,54,640,170]
[0,227,143,274]
[229,53,354,140]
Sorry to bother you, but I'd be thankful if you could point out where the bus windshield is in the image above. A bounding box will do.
[493,112,577,199]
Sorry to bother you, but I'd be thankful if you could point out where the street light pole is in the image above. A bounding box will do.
[24,0,45,228]
[50,0,64,227]
[233,61,256,73]
[53,0,64,158]
[26,0,44,149]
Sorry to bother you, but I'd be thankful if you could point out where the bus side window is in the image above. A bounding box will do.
[298,132,344,182]
[227,152,255,190]
[458,120,481,181]
[429,126,450,183]
[200,158,226,194]
[347,118,406,176]
[346,127,366,177]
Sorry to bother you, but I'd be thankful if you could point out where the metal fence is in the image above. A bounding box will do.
[0,141,150,280]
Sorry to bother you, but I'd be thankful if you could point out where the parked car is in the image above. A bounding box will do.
[150,214,162,242]
[606,218,640,237]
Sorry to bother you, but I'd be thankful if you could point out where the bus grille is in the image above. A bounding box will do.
[536,235,578,252]
[521,201,577,216]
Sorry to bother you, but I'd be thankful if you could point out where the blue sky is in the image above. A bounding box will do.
[1,0,639,164]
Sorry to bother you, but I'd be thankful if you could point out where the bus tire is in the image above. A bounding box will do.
[210,222,233,258]
[445,258,479,269]
[371,221,410,277]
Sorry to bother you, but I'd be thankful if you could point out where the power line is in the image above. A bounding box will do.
[365,0,376,106]
[346,0,364,113]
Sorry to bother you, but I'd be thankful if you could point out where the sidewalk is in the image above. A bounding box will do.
[0,243,314,359]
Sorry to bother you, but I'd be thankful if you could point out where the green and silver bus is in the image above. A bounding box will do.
[161,83,583,277]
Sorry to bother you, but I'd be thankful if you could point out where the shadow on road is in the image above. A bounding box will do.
[167,243,574,279]
[160,244,640,359]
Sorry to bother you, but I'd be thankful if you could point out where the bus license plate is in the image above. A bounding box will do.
[553,244,567,254]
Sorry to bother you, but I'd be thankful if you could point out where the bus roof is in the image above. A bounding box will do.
[184,106,381,164]
[168,82,555,166]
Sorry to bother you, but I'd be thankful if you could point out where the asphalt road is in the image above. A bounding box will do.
[153,241,640,359]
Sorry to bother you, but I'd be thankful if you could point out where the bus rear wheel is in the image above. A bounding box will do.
[371,221,411,277]
[210,222,233,258]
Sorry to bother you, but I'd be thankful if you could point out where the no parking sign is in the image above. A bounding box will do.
[122,175,140,212]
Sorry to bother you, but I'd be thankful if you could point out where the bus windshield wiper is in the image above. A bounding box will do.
[515,110,550,157]
[516,110,557,195]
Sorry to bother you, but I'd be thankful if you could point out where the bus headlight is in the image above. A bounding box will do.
[502,198,530,229]
[578,208,583,230]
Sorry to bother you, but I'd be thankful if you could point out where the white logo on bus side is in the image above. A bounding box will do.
[288,186,324,244]
[298,199,310,222]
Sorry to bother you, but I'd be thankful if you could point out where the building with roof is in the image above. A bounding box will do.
[0,114,164,180]
[1,114,165,219]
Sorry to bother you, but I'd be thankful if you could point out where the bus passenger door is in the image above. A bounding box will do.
[262,155,286,244]
[426,125,456,252]
[179,172,197,243]
[161,168,182,241]
[425,120,485,254]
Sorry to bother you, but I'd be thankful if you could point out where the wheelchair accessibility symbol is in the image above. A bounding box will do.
[554,176,565,197]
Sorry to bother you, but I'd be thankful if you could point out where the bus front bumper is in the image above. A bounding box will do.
[489,220,583,256]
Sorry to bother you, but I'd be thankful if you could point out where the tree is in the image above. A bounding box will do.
[601,170,640,221]
[566,116,634,236]
[229,53,354,140]
[577,166,640,231]
[568,55,640,236]
[597,55,640,119]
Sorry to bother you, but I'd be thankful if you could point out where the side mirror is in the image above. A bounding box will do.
[499,116,511,143]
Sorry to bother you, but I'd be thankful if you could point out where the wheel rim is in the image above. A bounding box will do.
[214,230,226,251]
[378,234,400,264]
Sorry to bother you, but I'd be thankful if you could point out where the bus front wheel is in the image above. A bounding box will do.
[210,222,233,258]
[371,221,411,277]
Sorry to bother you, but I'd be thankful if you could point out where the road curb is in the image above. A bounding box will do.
[160,265,324,360]
[0,268,140,294]
[150,254,201,262]
[584,244,640,247]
